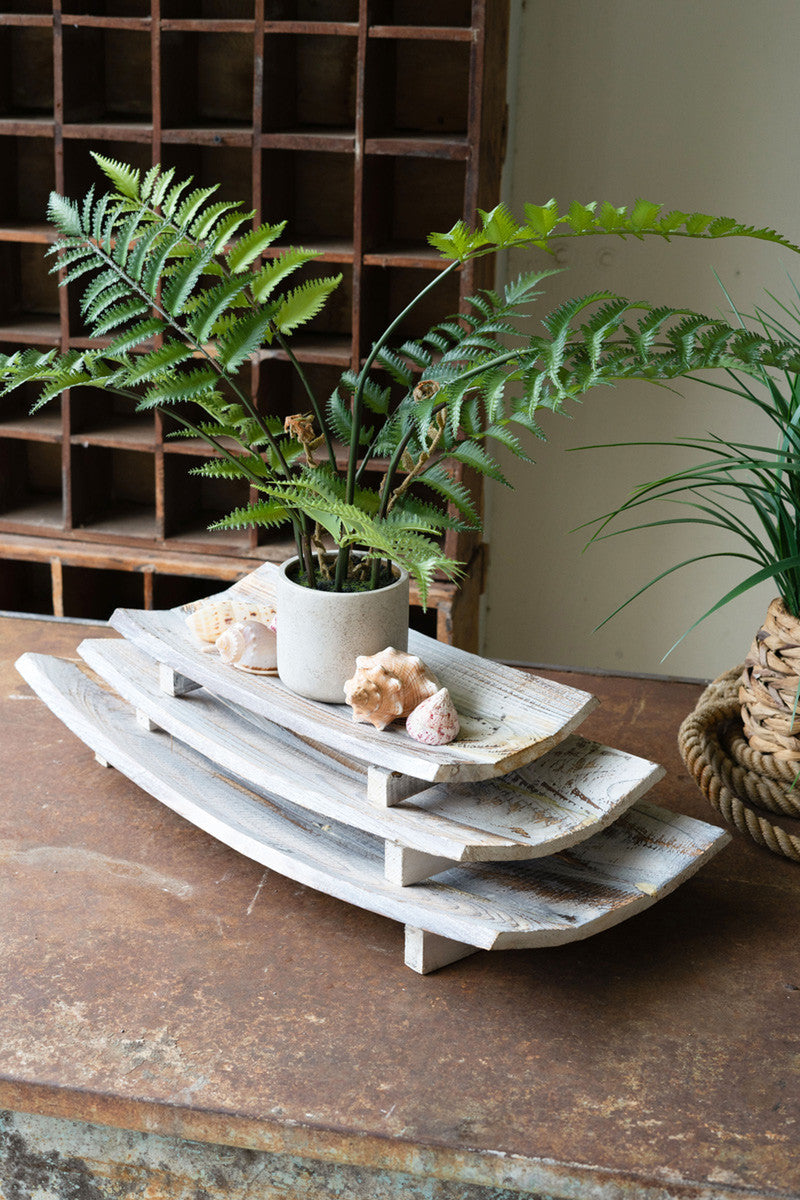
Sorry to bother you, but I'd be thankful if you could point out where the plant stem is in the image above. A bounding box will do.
[274,329,336,466]
[334,258,461,590]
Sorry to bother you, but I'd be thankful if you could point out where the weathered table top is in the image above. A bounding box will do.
[2,615,799,1199]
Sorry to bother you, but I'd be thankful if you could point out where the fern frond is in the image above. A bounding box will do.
[91,151,141,199]
[271,275,342,335]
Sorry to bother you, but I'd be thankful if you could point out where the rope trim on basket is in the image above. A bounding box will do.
[678,666,800,863]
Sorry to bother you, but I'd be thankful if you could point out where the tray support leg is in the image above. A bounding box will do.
[368,766,430,807]
[404,927,478,974]
[385,843,457,886]
[159,663,201,697]
[136,708,160,732]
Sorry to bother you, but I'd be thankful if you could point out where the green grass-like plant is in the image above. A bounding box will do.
[577,281,800,654]
[3,153,800,602]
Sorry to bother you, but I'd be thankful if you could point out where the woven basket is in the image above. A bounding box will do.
[740,596,800,761]
[678,666,800,862]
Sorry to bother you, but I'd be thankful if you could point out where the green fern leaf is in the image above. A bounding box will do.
[215,310,274,371]
[417,462,481,526]
[162,177,193,220]
[448,439,510,486]
[124,340,193,384]
[91,151,141,199]
[189,200,241,241]
[92,298,152,338]
[144,368,219,408]
[374,346,415,387]
[187,276,250,344]
[105,318,166,356]
[271,275,341,336]
[47,192,82,237]
[175,185,219,231]
[84,282,135,326]
[207,210,254,253]
[160,243,218,316]
[226,222,285,274]
[327,386,354,443]
[150,166,176,209]
[209,500,291,531]
[251,247,318,303]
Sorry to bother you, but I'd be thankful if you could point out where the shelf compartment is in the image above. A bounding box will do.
[261,149,354,241]
[62,25,152,125]
[0,242,61,340]
[161,0,255,17]
[360,262,461,357]
[264,1,358,20]
[262,33,357,136]
[368,0,471,25]
[62,1,151,15]
[256,357,345,427]
[361,154,466,253]
[69,444,157,541]
[0,437,64,530]
[161,29,255,130]
[363,34,469,140]
[162,450,254,552]
[159,144,254,211]
[68,390,157,450]
[0,3,53,15]
[60,563,145,620]
[0,367,61,441]
[0,24,54,120]
[0,137,54,228]
[0,557,53,614]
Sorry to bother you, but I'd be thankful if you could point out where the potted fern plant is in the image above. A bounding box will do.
[2,153,800,699]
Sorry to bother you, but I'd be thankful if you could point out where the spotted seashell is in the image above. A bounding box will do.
[405,687,460,746]
[215,620,277,674]
[343,647,439,731]
[186,599,276,644]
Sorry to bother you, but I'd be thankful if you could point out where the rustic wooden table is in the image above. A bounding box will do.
[1,615,798,1200]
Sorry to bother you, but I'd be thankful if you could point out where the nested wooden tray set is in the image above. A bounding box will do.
[18,563,729,973]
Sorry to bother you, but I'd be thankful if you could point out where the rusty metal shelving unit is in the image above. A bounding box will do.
[0,0,509,646]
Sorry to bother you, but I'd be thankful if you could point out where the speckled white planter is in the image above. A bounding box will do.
[276,557,410,703]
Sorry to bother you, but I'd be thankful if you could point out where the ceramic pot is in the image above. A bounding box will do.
[275,556,410,702]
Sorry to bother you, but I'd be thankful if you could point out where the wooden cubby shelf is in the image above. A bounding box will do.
[0,0,509,648]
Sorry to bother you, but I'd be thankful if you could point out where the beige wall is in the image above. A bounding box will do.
[484,0,800,679]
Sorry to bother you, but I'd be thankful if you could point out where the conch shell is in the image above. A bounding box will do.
[186,599,276,643]
[216,620,277,674]
[406,687,460,745]
[343,647,439,731]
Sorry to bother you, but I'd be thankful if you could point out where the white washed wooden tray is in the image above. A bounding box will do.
[109,563,598,788]
[78,637,665,884]
[16,651,730,973]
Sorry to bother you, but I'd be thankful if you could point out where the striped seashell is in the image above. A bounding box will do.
[406,687,460,745]
[186,599,276,643]
[216,620,277,674]
[344,647,439,731]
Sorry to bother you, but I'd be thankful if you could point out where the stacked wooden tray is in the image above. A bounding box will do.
[16,564,730,973]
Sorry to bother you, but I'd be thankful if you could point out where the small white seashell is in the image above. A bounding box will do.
[215,620,277,674]
[343,647,439,731]
[186,599,276,643]
[405,687,460,746]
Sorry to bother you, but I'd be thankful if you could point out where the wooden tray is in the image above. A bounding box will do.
[79,637,665,884]
[109,563,598,789]
[16,651,730,973]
